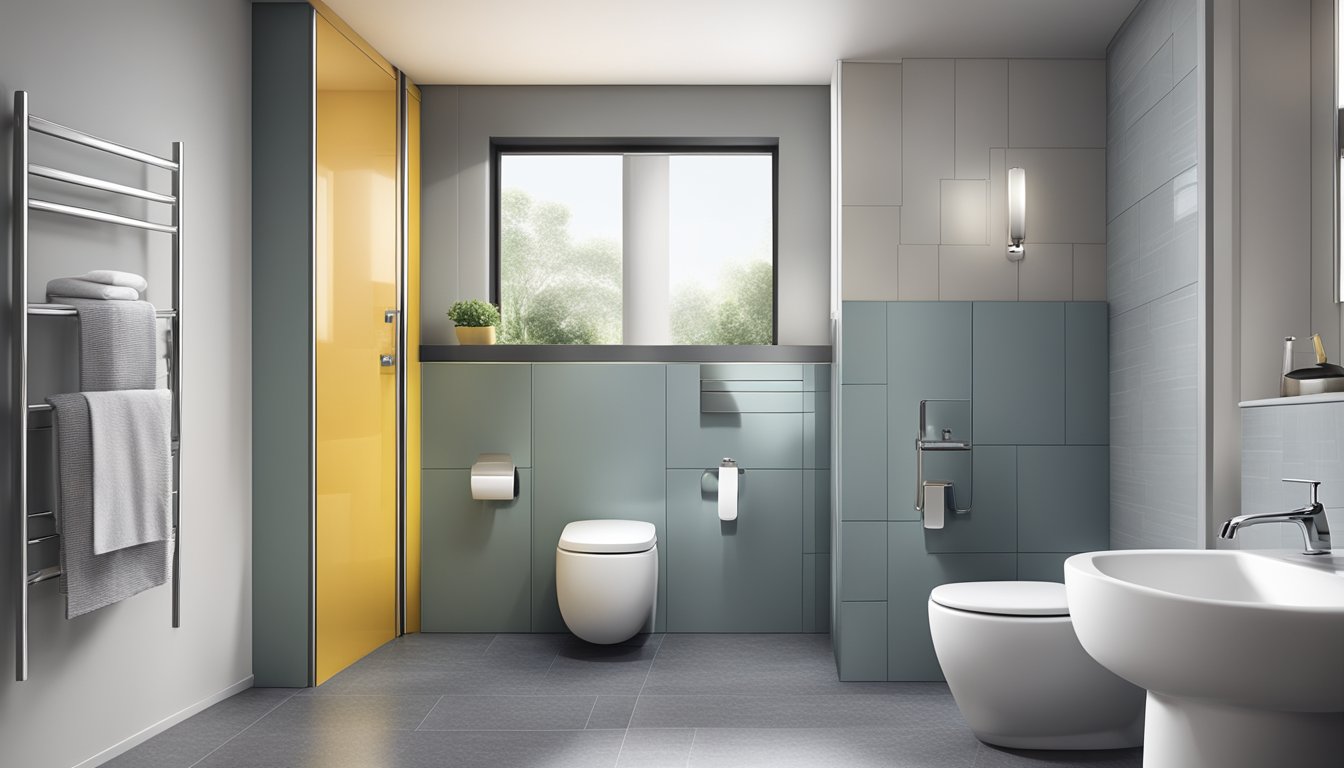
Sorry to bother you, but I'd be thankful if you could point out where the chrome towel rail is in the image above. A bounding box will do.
[10,90,183,681]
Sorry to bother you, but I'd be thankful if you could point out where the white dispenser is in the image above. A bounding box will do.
[718,458,739,521]
[470,453,518,501]
[922,481,948,529]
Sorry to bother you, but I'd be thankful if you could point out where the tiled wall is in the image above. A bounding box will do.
[1107,0,1202,549]
[1239,401,1344,550]
[420,363,831,634]
[837,59,1106,301]
[836,301,1109,681]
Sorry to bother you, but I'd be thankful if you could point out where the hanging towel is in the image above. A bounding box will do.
[77,270,149,293]
[63,298,157,391]
[46,393,171,619]
[84,390,173,554]
[46,277,139,301]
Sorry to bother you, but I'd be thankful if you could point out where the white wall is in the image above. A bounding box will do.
[0,1,253,766]
[420,85,831,346]
[837,59,1107,302]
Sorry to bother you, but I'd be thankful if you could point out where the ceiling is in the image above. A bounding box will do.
[321,0,1141,86]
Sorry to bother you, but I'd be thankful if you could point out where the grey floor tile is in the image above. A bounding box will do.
[309,637,558,696]
[537,635,663,694]
[195,728,446,768]
[401,729,626,768]
[972,743,1144,767]
[617,729,696,767]
[631,692,964,730]
[588,696,639,730]
[354,632,497,666]
[250,694,441,733]
[642,634,898,695]
[417,695,597,731]
[103,688,295,768]
[687,727,981,768]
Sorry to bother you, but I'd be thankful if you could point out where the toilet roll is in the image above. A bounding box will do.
[471,453,518,501]
[923,481,947,530]
[718,465,738,522]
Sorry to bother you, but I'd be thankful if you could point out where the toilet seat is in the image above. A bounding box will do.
[930,581,1069,617]
[559,520,656,554]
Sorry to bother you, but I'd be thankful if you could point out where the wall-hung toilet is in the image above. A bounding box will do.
[928,581,1145,750]
[556,520,658,644]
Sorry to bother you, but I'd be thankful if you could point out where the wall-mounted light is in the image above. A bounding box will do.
[1007,166,1026,262]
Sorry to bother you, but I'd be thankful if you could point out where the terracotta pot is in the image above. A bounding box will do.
[454,326,496,345]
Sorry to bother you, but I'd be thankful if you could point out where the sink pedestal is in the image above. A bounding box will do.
[1144,692,1344,768]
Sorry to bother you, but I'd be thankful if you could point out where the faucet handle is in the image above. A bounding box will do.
[1282,478,1322,506]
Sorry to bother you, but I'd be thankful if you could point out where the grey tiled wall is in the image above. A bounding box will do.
[837,301,1108,681]
[1107,0,1202,550]
[1239,401,1344,550]
[420,363,831,634]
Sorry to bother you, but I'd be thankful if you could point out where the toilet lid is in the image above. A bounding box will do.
[559,520,657,554]
[929,581,1069,617]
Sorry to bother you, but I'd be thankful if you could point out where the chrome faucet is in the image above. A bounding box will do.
[1219,478,1332,555]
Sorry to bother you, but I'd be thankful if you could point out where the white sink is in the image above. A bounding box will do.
[1065,550,1344,768]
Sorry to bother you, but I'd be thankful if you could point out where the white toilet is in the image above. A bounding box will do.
[555,519,658,644]
[928,581,1145,750]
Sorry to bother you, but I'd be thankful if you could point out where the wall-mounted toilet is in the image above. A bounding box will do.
[928,581,1145,750]
[556,519,658,644]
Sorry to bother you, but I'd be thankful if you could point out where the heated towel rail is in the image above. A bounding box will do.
[10,90,183,681]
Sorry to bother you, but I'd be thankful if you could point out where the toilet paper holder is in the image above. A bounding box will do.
[915,400,973,516]
[470,453,520,501]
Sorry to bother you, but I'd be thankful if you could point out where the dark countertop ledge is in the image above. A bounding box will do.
[420,345,832,363]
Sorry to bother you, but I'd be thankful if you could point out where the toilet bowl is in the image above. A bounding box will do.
[556,519,657,644]
[928,581,1145,750]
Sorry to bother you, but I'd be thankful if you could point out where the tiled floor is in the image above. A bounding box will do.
[106,634,1143,768]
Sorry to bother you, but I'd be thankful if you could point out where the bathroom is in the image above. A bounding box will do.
[1,0,1343,766]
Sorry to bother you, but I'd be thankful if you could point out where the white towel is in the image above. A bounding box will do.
[47,277,139,301]
[84,390,173,554]
[79,270,149,293]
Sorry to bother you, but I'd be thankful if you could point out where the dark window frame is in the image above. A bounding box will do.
[489,137,781,345]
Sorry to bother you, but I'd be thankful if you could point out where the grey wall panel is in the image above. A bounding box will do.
[839,521,887,601]
[701,364,803,381]
[699,391,805,413]
[0,0,254,763]
[251,2,314,689]
[667,364,803,470]
[422,363,532,469]
[840,385,887,520]
[887,302,972,521]
[837,601,888,681]
[531,365,667,632]
[1018,446,1110,552]
[886,524,1016,681]
[1017,552,1075,583]
[421,470,533,632]
[665,470,803,632]
[1066,302,1109,445]
[802,469,831,554]
[419,85,830,346]
[922,446,1017,554]
[973,302,1066,445]
[841,302,887,384]
[802,553,832,633]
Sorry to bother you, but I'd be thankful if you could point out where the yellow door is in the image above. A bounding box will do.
[314,13,398,685]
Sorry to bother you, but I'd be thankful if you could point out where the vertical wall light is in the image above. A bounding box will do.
[1007,166,1026,262]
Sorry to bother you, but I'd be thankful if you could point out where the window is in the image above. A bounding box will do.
[492,141,776,345]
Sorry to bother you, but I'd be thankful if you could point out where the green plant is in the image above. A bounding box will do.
[447,299,500,328]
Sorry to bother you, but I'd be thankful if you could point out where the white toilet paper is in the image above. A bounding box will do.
[470,453,517,501]
[718,466,738,522]
[923,481,947,530]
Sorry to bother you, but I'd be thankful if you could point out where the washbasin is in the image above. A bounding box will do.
[1065,550,1344,767]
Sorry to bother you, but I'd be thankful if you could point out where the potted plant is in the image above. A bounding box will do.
[447,299,501,345]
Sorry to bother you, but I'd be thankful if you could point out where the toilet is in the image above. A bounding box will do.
[555,519,658,644]
[928,581,1145,750]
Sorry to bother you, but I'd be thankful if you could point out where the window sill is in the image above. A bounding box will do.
[419,345,831,363]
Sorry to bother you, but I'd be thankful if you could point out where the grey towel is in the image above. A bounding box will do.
[47,393,171,619]
[85,390,173,554]
[47,277,139,301]
[78,270,149,293]
[64,298,157,391]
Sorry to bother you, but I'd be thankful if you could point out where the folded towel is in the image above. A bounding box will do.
[84,390,172,554]
[47,277,139,302]
[47,393,171,618]
[64,298,157,391]
[78,270,149,293]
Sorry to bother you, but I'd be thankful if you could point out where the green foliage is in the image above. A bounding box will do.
[498,188,622,345]
[670,260,773,345]
[447,299,500,328]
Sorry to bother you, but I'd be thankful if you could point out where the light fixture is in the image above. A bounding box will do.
[1007,166,1026,262]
